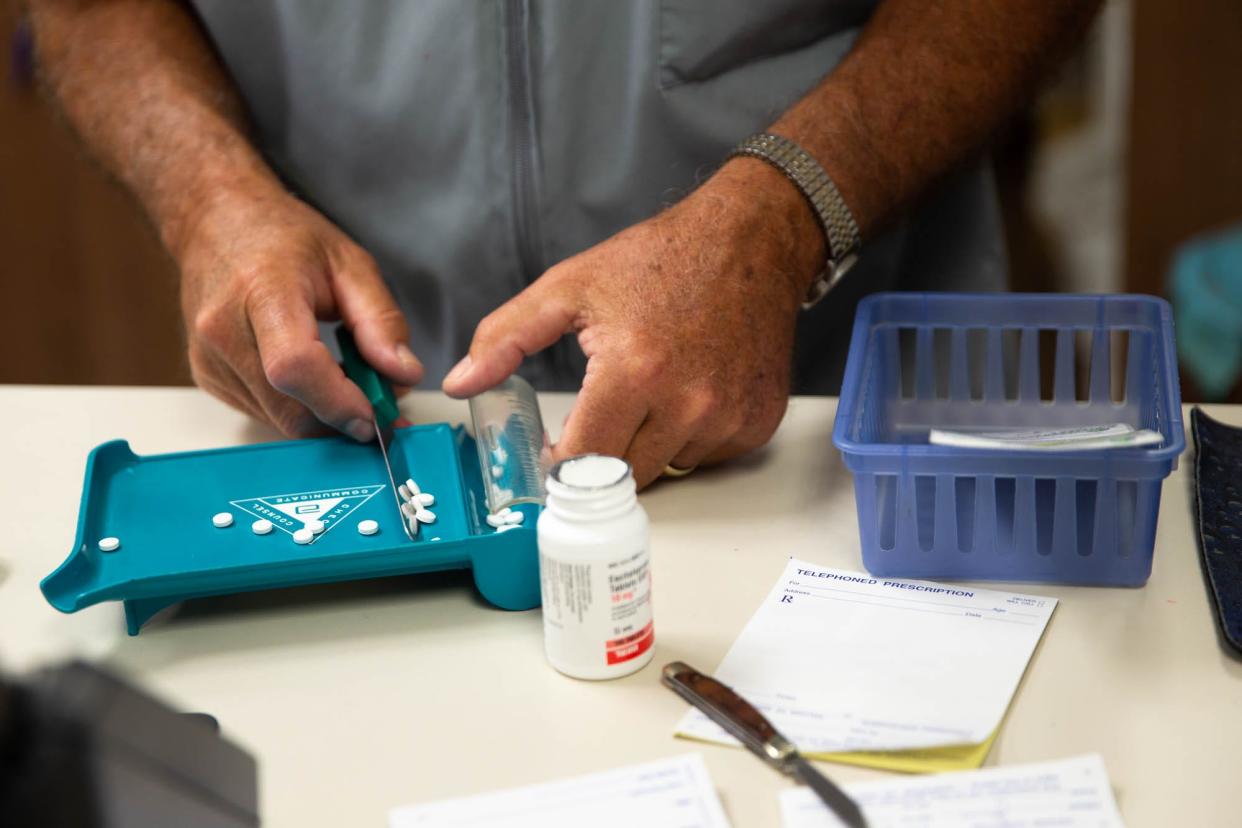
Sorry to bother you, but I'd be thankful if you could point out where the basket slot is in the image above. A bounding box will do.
[1117,480,1137,557]
[954,476,975,553]
[1013,477,1037,558]
[1038,329,1057,402]
[1035,478,1057,556]
[915,475,936,551]
[973,475,998,556]
[881,327,901,412]
[984,329,1006,401]
[876,474,897,551]
[1127,330,1153,427]
[916,327,935,400]
[897,327,916,399]
[948,329,971,401]
[1090,327,1112,404]
[1074,329,1093,401]
[1054,329,1076,404]
[898,474,920,552]
[1091,479,1119,558]
[1076,480,1098,557]
[932,475,958,553]
[1052,477,1077,556]
[995,477,1016,554]
[1110,330,1130,404]
[966,328,988,400]
[1019,328,1041,403]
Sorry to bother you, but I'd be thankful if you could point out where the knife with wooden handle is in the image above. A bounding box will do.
[662,661,868,828]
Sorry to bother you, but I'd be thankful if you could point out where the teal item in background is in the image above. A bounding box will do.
[40,424,542,635]
[1169,221,1242,400]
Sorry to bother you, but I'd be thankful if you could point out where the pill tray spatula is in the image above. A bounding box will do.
[40,381,546,635]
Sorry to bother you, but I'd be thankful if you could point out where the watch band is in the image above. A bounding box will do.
[1190,407,1242,658]
[728,133,861,309]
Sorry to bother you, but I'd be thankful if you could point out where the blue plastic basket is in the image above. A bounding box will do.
[832,293,1185,586]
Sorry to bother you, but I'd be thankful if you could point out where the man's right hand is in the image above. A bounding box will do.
[177,186,424,440]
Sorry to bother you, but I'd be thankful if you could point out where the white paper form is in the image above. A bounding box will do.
[780,754,1125,828]
[676,559,1056,753]
[388,753,732,828]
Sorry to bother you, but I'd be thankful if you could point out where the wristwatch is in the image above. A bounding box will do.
[728,133,861,309]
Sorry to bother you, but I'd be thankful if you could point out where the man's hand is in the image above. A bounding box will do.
[179,185,424,439]
[27,0,422,440]
[442,160,824,488]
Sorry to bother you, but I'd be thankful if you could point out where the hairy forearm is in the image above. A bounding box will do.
[27,0,280,257]
[719,0,1101,288]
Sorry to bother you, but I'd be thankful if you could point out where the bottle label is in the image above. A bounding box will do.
[540,544,653,673]
[606,620,654,665]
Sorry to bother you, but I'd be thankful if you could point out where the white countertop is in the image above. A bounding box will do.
[1,387,1239,827]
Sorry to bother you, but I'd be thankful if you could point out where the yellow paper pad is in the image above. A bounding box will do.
[674,560,1056,771]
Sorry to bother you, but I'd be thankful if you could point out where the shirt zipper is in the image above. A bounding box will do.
[505,0,544,284]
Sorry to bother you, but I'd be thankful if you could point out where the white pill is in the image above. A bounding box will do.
[503,511,524,525]
[497,507,512,516]
[492,446,508,464]
[490,464,504,479]
[306,519,326,534]
[497,523,520,533]
[416,492,435,507]
[415,509,437,524]
[405,478,420,496]
[401,501,417,519]
[212,512,234,528]
[98,537,121,552]
[293,528,314,545]
[251,519,273,535]
[357,519,379,536]
[405,515,421,537]
[485,513,506,528]
[398,484,412,502]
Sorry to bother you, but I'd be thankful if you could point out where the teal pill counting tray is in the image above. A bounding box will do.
[41,339,549,635]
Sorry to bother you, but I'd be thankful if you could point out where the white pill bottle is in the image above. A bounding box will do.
[537,454,654,680]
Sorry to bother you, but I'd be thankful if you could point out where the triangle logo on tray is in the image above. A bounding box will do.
[229,484,386,541]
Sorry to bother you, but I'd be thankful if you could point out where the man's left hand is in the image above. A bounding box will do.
[441,160,824,489]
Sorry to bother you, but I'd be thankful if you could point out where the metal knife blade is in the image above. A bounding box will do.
[661,661,867,828]
[373,417,417,541]
[787,755,868,828]
[336,326,417,542]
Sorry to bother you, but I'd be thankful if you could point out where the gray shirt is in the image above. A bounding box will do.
[190,0,1006,393]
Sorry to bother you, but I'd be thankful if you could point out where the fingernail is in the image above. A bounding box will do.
[444,355,472,386]
[395,343,421,374]
[345,418,374,442]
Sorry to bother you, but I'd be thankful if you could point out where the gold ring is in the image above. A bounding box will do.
[662,463,697,478]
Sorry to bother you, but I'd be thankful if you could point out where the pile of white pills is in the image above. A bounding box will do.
[396,478,436,537]
[485,506,524,533]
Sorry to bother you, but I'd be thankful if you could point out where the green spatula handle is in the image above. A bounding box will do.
[336,326,401,428]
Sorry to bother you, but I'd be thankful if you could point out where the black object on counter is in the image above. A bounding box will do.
[0,661,258,827]
[1190,407,1242,657]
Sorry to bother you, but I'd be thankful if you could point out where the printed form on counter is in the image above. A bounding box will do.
[388,753,731,828]
[675,559,1056,773]
[780,754,1125,828]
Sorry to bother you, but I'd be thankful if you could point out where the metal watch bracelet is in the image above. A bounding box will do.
[727,133,861,309]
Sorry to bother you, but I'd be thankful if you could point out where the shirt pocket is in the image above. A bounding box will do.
[658,0,873,89]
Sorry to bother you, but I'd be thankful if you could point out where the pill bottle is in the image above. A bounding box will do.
[537,454,654,680]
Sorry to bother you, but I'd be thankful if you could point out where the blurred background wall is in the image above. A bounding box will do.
[1,0,1239,399]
